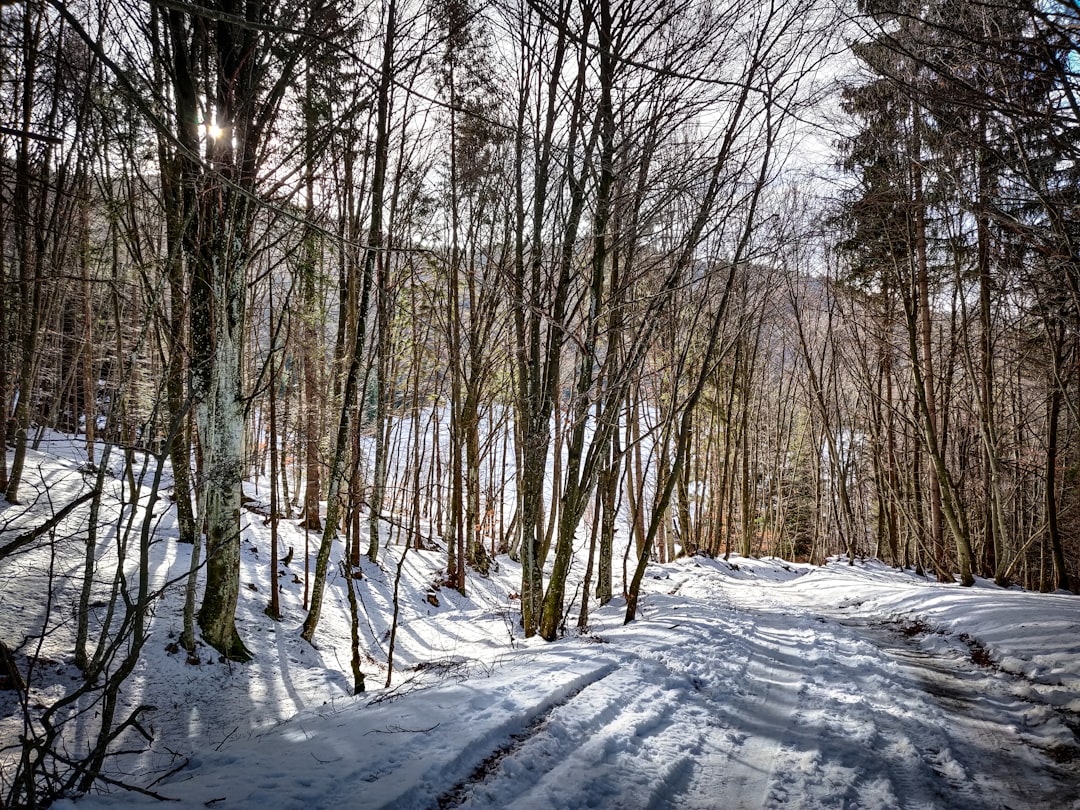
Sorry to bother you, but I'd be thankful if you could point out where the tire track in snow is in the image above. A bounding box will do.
[834,617,1080,809]
[722,577,1079,809]
[660,568,829,807]
[360,655,620,810]
[437,651,693,809]
[684,622,811,809]
[428,655,625,809]
[763,619,961,809]
[434,606,815,810]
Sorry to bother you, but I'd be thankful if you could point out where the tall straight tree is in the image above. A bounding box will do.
[303,0,398,644]
[160,0,327,659]
[150,1,198,553]
[431,0,509,591]
[509,0,590,637]
[3,0,73,505]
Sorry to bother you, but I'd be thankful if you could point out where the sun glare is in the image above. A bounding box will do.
[204,123,224,140]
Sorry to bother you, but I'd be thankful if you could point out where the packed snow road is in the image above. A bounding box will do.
[429,567,1078,810]
[56,558,1080,810]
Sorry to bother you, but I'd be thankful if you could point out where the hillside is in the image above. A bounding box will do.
[2,436,1078,809]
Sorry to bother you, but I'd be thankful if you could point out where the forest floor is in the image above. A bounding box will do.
[2,433,1080,809]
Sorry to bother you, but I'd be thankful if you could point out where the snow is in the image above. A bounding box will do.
[3,433,1080,809]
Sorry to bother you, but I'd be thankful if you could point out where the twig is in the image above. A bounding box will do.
[66,768,181,803]
[147,756,190,788]
[213,726,238,752]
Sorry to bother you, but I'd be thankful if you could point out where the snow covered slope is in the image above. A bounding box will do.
[3,436,1079,808]
[48,556,1080,809]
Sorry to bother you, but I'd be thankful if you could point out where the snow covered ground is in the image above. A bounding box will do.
[3,434,1080,808]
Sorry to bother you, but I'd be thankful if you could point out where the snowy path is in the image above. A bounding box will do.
[9,437,1078,809]
[68,558,1077,810]
[429,571,1077,810]
[710,567,1079,810]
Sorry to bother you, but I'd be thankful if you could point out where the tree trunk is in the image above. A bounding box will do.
[1045,326,1070,592]
[300,64,324,533]
[302,0,395,643]
[5,5,48,504]
[192,241,251,661]
[910,117,974,586]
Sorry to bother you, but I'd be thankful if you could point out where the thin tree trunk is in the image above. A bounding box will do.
[302,0,395,643]
[1045,326,1070,592]
[300,63,324,533]
[5,4,47,504]
[910,120,974,585]
[267,279,283,621]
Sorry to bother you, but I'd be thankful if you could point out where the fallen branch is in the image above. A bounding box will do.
[0,490,95,560]
[364,723,440,735]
